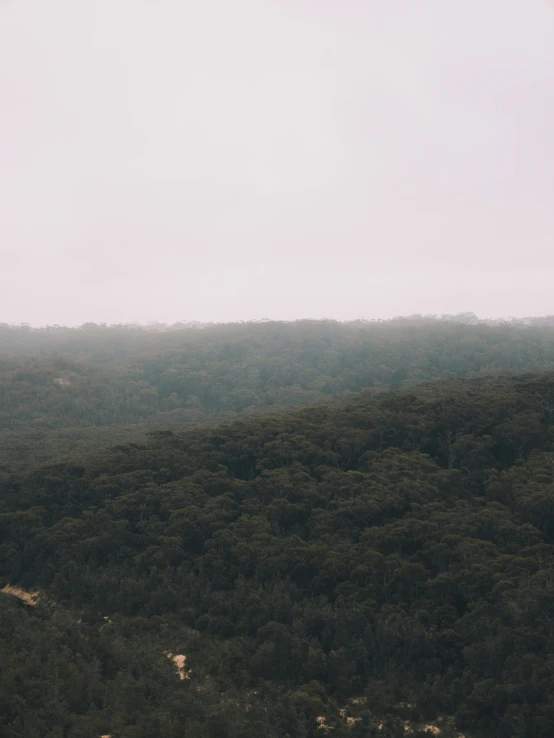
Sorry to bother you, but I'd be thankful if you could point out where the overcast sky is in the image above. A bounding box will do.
[1,0,553,325]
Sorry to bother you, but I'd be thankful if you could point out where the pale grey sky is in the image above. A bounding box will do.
[1,0,553,325]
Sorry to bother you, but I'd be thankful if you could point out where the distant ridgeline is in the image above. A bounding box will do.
[3,315,554,471]
[2,373,554,736]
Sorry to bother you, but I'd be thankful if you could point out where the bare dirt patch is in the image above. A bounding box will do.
[164,651,191,680]
[1,585,41,606]
[54,377,71,386]
[316,716,333,733]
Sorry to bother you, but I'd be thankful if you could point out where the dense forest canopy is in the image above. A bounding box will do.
[5,316,554,471]
[4,371,554,736]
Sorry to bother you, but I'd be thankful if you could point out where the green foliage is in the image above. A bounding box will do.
[4,373,554,735]
[4,318,554,472]
[0,594,320,738]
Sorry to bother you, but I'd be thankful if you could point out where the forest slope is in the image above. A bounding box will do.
[3,373,554,736]
[5,317,554,471]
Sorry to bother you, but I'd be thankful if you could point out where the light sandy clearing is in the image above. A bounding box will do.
[1,585,40,606]
[339,708,361,727]
[376,720,465,736]
[316,716,333,733]
[164,651,191,680]
[404,723,439,735]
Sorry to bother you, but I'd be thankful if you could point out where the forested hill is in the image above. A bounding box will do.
[5,317,554,471]
[3,373,554,737]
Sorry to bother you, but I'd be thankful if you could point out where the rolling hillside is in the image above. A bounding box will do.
[3,373,554,736]
[4,317,554,471]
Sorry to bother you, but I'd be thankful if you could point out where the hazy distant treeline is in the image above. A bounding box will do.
[3,317,554,471]
[3,312,554,338]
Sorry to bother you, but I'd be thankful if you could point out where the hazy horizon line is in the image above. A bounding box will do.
[3,312,554,331]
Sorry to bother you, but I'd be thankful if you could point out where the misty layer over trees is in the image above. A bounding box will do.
[4,318,554,737]
[4,316,554,471]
